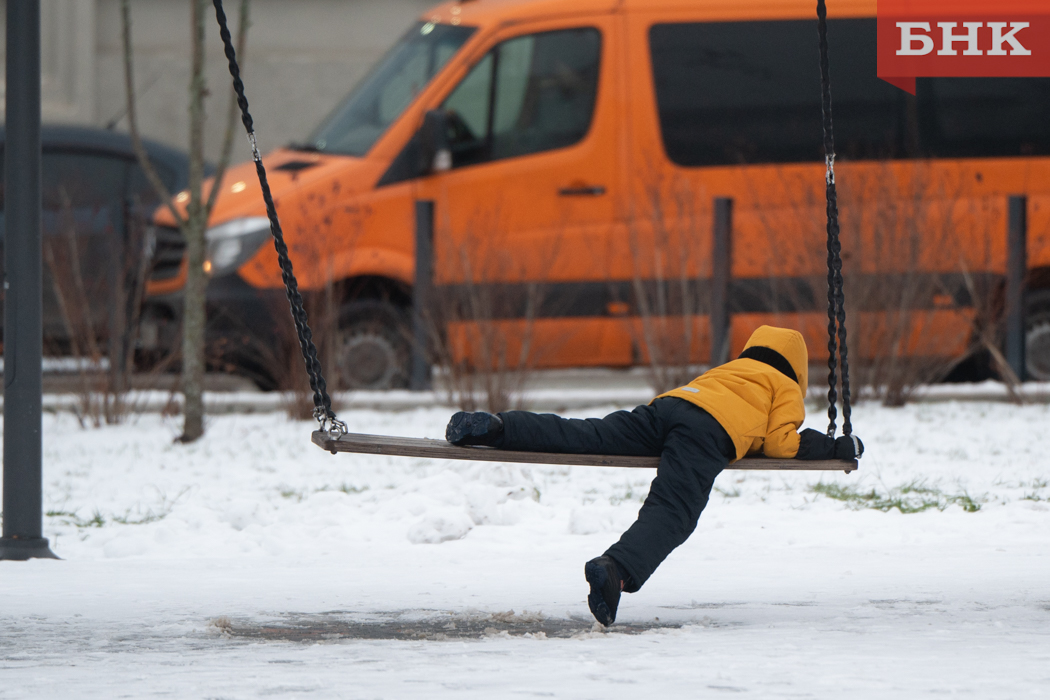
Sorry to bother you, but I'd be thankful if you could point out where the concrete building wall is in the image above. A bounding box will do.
[2,0,434,157]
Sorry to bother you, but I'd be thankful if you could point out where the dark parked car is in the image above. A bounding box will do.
[0,124,194,365]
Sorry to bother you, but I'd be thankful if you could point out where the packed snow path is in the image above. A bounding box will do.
[2,401,1048,698]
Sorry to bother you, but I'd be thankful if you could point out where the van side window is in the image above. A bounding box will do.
[649,19,904,166]
[441,27,601,168]
[308,22,475,156]
[649,19,1050,166]
[442,54,494,167]
[917,78,1050,158]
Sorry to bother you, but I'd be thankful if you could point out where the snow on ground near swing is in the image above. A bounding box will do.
[2,400,1049,698]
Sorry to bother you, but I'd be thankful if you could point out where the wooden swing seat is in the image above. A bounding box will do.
[312,431,858,472]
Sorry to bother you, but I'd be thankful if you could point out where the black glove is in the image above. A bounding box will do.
[796,428,833,460]
[796,428,864,461]
[446,411,504,447]
[834,434,864,460]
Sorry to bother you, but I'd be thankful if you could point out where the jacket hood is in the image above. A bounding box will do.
[742,326,809,396]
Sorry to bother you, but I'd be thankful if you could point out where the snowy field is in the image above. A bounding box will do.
[2,399,1049,698]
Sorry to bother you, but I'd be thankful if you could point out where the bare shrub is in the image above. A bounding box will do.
[953,263,1023,403]
[836,163,995,406]
[734,160,1010,408]
[216,277,340,421]
[248,196,372,420]
[42,190,161,426]
[271,280,340,421]
[626,158,1013,407]
[427,211,557,413]
[626,167,709,395]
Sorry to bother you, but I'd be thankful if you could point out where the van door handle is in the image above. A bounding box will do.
[558,185,606,196]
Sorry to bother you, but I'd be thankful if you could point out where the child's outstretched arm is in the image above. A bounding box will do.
[763,385,864,460]
[762,384,806,459]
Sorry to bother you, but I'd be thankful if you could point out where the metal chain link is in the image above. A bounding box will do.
[211,0,346,438]
[816,0,852,438]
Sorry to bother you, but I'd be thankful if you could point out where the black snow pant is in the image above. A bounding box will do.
[500,397,735,592]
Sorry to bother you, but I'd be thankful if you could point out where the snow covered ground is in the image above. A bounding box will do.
[2,399,1049,698]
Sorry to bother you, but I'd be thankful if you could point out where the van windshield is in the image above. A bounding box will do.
[305,22,475,156]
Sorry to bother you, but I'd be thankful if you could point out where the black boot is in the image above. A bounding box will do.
[445,411,504,447]
[584,556,624,626]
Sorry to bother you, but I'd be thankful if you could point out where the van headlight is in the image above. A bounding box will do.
[204,217,272,276]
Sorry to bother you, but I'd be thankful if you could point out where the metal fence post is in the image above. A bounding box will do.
[710,197,733,367]
[1,0,57,561]
[410,200,435,391]
[1005,195,1027,381]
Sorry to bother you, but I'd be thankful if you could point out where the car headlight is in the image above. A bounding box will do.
[204,217,272,277]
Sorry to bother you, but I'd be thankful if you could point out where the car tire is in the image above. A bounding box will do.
[1025,290,1050,381]
[336,300,411,390]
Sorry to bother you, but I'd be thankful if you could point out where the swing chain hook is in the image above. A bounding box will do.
[315,407,348,440]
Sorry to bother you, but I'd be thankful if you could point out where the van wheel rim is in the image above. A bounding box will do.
[1026,319,1050,382]
[340,332,398,389]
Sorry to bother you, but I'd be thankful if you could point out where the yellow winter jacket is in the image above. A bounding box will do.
[657,326,809,461]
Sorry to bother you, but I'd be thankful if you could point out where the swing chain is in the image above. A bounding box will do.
[816,0,853,439]
[212,0,341,435]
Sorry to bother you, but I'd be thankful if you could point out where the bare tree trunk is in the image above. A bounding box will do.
[122,0,251,441]
[179,0,209,442]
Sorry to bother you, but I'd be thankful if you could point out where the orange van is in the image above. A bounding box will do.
[151,0,1050,389]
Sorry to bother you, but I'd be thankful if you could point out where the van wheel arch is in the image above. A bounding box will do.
[340,275,412,309]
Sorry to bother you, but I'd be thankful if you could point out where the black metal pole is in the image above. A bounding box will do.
[1005,195,1027,381]
[1,0,56,561]
[710,197,733,367]
[410,200,434,391]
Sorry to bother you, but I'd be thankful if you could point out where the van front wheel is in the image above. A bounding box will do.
[336,301,411,390]
[1026,290,1050,381]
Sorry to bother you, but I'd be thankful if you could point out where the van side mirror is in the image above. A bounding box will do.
[419,109,451,174]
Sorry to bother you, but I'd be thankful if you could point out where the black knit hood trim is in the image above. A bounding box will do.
[738,346,799,385]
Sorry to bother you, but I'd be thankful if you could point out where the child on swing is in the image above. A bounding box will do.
[444,325,862,626]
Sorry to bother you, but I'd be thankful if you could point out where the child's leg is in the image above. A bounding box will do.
[604,398,734,592]
[499,405,663,456]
